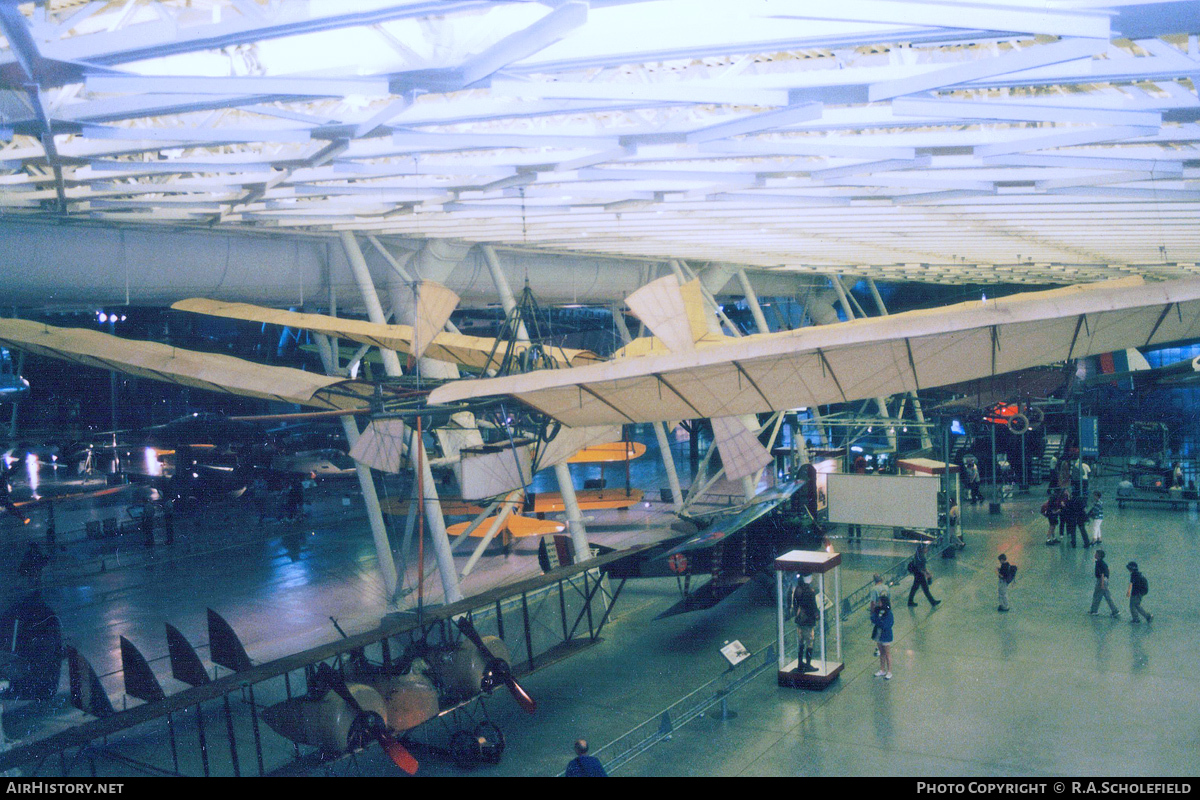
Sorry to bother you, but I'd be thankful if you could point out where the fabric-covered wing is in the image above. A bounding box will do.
[0,318,373,410]
[171,298,602,371]
[429,277,1200,426]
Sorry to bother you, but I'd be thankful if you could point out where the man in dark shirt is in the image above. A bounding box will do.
[997,554,1016,612]
[565,739,607,777]
[1063,491,1091,548]
[1088,549,1120,618]
[907,543,941,607]
[1126,562,1153,624]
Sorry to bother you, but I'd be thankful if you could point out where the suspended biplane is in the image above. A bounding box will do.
[2,275,1200,518]
[927,364,1070,434]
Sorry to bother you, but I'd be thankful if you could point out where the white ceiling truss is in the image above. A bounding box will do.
[2,0,1200,286]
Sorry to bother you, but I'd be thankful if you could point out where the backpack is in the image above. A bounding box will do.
[1001,563,1017,584]
[1132,572,1149,596]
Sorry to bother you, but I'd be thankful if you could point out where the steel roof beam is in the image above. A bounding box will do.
[26,1,499,70]
[752,0,1111,39]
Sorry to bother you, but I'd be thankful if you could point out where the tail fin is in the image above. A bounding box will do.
[1081,348,1149,389]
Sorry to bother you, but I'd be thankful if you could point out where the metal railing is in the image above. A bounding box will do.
[0,543,648,778]
[840,557,915,618]
[566,640,779,776]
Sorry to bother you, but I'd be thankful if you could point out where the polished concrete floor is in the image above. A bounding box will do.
[2,466,1197,777]
[414,474,1200,778]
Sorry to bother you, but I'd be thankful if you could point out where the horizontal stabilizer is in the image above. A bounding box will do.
[653,580,743,619]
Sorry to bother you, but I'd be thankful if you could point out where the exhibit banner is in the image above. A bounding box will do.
[826,473,940,529]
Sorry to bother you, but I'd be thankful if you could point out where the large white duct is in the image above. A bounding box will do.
[803,288,844,326]
[0,220,835,312]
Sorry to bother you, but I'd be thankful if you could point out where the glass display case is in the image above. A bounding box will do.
[775,549,842,689]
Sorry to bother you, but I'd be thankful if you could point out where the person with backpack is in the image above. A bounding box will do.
[789,575,820,673]
[997,553,1017,612]
[906,543,940,607]
[1126,562,1153,623]
[1041,491,1065,545]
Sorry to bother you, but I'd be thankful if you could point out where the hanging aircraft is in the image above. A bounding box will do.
[54,413,277,509]
[1080,347,1200,390]
[600,479,814,618]
[3,275,1200,547]
[925,365,1069,434]
[0,275,1190,510]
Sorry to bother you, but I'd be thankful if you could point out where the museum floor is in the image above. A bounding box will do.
[408,473,1200,777]
[2,467,1196,778]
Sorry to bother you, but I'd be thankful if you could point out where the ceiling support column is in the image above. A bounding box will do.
[736,269,771,334]
[614,303,683,511]
[735,269,773,498]
[341,231,463,605]
[480,245,530,342]
[8,351,24,439]
[867,278,933,451]
[481,244,590,562]
[831,275,897,451]
[312,333,400,602]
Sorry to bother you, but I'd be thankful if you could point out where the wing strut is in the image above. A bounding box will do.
[1145,303,1174,346]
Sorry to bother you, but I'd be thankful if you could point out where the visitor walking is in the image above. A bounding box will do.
[906,543,940,607]
[564,740,607,777]
[1088,549,1120,618]
[1126,562,1153,623]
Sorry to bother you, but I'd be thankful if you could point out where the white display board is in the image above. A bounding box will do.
[826,473,941,529]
